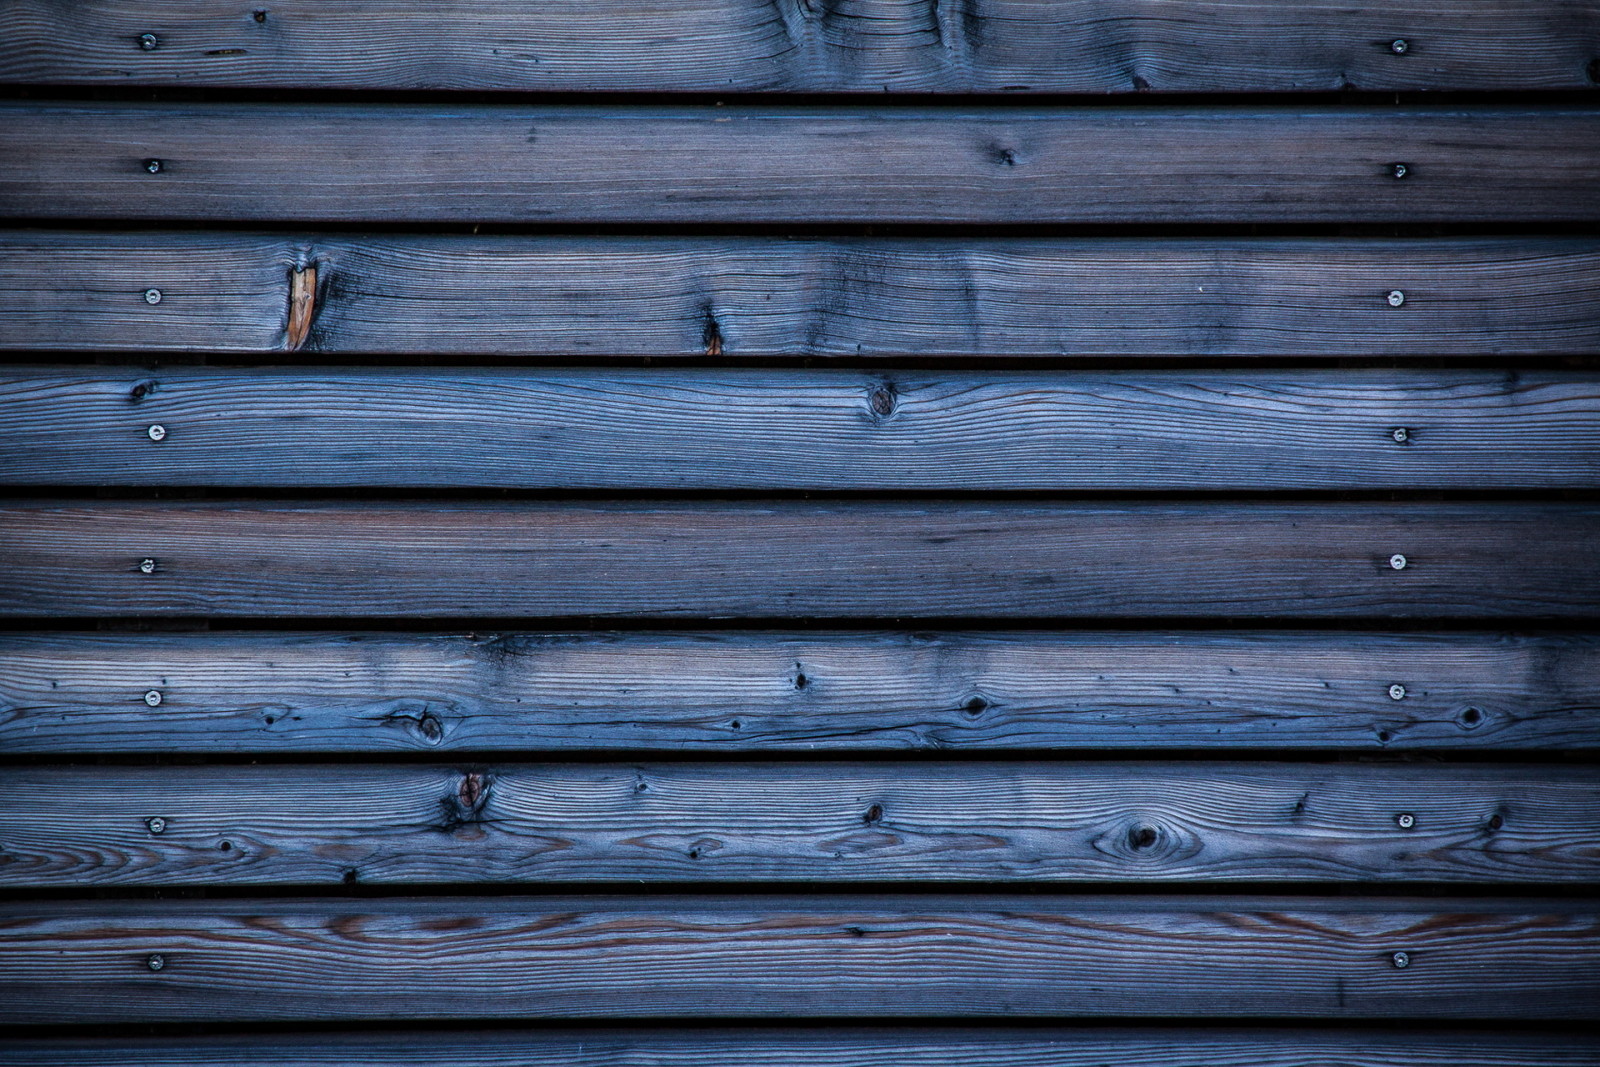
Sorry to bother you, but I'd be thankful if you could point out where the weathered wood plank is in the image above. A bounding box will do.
[4,1,1597,93]
[2,896,1596,1021]
[1,762,1592,886]
[6,368,1599,489]
[8,1027,1600,1067]
[6,233,1598,357]
[3,104,1597,224]
[2,502,1597,619]
[6,630,1594,754]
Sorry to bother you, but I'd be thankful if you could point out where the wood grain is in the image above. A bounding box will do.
[2,762,1593,886]
[6,630,1594,754]
[3,896,1597,1022]
[8,1028,1600,1067]
[7,232,1598,357]
[3,104,1597,224]
[5,368,1599,489]
[4,0,1597,93]
[2,501,1597,619]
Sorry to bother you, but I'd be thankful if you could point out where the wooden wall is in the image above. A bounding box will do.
[2,2,1599,1063]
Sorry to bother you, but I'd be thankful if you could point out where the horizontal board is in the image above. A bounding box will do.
[6,368,1600,489]
[1,762,1592,886]
[5,630,1595,754]
[2,502,1598,619]
[8,1028,1600,1067]
[5,1,1598,93]
[3,104,1598,224]
[6,233,1599,357]
[3,896,1597,1021]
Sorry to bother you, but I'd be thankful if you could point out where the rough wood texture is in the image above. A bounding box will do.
[3,896,1597,1022]
[4,1,1598,93]
[2,502,1598,619]
[5,368,1599,490]
[8,1028,1600,1067]
[5,630,1594,754]
[3,104,1598,224]
[1,762,1592,886]
[6,233,1598,357]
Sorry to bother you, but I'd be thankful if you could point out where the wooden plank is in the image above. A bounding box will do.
[6,630,1595,754]
[2,896,1596,1021]
[1,762,1593,886]
[5,1,1598,93]
[3,104,1597,224]
[7,1027,1600,1067]
[5,233,1598,358]
[5,368,1600,490]
[2,501,1597,619]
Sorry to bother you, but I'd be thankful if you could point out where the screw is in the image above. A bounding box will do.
[1387,290,1406,307]
[145,159,164,174]
[144,689,163,706]
[1391,162,1410,179]
[147,424,167,442]
[146,953,166,971]
[146,816,166,834]
[139,558,157,574]
[143,288,163,305]
[138,33,159,50]
[1390,39,1409,54]
[1390,427,1410,444]
[1396,812,1416,829]
[1391,950,1410,968]
[1388,683,1407,701]
[1389,553,1408,570]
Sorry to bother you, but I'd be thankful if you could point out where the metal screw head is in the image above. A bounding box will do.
[146,816,166,834]
[1389,553,1408,570]
[139,558,157,574]
[147,424,167,442]
[144,689,163,706]
[1390,427,1409,444]
[1390,38,1409,54]
[144,159,164,174]
[1388,683,1407,701]
[1395,812,1416,829]
[138,33,159,50]
[143,288,162,304]
[1391,950,1410,968]
[1387,289,1406,307]
[146,953,166,971]
[1391,162,1410,179]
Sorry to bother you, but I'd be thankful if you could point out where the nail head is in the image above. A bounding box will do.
[144,689,163,706]
[143,288,163,305]
[1389,553,1408,571]
[1392,950,1410,968]
[146,816,166,834]
[1391,162,1410,179]
[147,424,167,442]
[1391,427,1410,444]
[1388,683,1407,701]
[1390,38,1409,54]
[144,159,164,174]
[139,558,157,574]
[138,33,159,50]
[146,953,166,971]
[1387,289,1406,307]
[1396,812,1416,829]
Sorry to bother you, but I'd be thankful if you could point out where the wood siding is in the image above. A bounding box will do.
[2,1,1597,1064]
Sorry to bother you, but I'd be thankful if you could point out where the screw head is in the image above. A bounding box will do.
[1388,683,1407,701]
[1389,553,1408,571]
[146,424,167,442]
[1391,162,1410,180]
[144,689,163,706]
[146,816,166,834]
[1390,38,1409,54]
[144,159,164,174]
[138,33,159,50]
[1387,289,1406,307]
[143,288,162,304]
[139,558,157,574]
[1396,812,1416,829]
[146,953,166,971]
[1390,427,1410,444]
[1392,950,1410,968]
